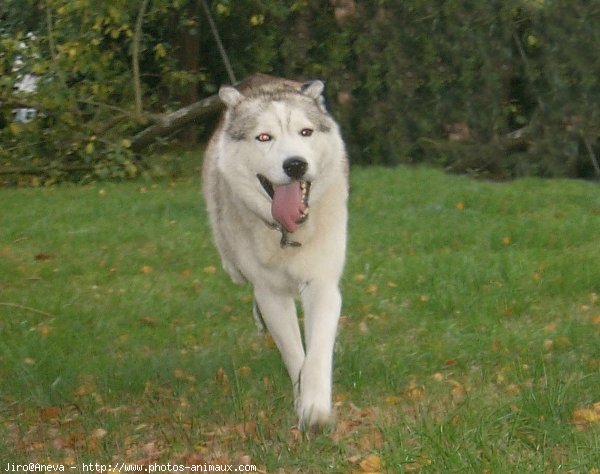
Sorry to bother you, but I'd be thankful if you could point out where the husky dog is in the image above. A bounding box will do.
[202,76,348,430]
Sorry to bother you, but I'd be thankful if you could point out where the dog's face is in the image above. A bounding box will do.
[216,82,344,233]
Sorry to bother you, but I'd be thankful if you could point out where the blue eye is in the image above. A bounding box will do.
[300,128,313,137]
[256,133,272,142]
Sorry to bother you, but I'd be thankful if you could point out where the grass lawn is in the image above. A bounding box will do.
[1,165,599,473]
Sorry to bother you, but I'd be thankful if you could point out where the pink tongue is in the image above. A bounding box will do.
[272,182,303,233]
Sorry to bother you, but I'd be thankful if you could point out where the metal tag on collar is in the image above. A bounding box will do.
[279,229,301,248]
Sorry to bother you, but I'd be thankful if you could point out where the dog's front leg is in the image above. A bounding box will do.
[297,281,341,430]
[253,286,305,391]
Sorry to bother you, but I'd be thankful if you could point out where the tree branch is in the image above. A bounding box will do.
[130,92,223,152]
[582,136,600,178]
[0,302,54,317]
[133,0,150,119]
[45,5,81,115]
[199,0,236,84]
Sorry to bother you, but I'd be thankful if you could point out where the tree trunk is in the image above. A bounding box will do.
[175,0,201,144]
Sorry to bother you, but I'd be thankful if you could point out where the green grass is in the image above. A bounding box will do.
[1,166,600,472]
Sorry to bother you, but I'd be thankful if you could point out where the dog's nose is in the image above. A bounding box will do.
[283,157,308,179]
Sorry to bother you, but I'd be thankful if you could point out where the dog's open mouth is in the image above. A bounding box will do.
[257,174,311,233]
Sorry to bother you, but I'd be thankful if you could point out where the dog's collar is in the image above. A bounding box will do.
[279,228,302,248]
[264,220,302,248]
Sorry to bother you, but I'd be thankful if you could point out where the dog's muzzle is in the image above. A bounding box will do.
[257,173,311,235]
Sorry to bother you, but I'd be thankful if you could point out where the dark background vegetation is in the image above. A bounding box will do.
[2,0,600,184]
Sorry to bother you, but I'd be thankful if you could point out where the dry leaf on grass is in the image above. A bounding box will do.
[572,402,600,430]
[359,454,382,473]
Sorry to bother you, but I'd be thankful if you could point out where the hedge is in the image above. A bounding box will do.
[2,0,600,182]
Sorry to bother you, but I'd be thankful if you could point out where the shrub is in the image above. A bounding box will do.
[2,0,599,182]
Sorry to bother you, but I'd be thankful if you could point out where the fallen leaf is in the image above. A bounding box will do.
[34,252,52,261]
[74,384,96,397]
[141,441,160,458]
[140,265,152,274]
[359,321,369,333]
[263,334,277,350]
[544,322,557,333]
[236,366,252,377]
[501,236,511,245]
[139,316,159,327]
[215,367,229,387]
[572,402,600,429]
[184,453,209,467]
[448,379,466,399]
[405,382,425,401]
[181,269,193,278]
[40,406,60,420]
[384,396,402,405]
[233,421,257,440]
[91,428,107,439]
[403,452,433,472]
[359,428,384,450]
[203,265,217,274]
[174,368,196,382]
[359,454,382,472]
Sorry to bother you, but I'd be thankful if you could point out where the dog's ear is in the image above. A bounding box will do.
[300,80,328,113]
[219,86,244,107]
[299,80,325,100]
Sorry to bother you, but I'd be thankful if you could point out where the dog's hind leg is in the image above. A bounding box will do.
[253,286,305,392]
[252,300,268,333]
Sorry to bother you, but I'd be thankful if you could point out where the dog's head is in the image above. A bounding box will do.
[216,79,344,233]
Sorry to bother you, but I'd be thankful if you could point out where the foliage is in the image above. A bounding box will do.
[323,1,600,177]
[0,0,209,184]
[1,166,600,470]
[2,1,600,182]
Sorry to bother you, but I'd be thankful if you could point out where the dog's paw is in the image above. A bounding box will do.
[295,368,333,432]
[296,396,333,433]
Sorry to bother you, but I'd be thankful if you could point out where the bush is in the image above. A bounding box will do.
[314,1,599,178]
[2,0,600,182]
